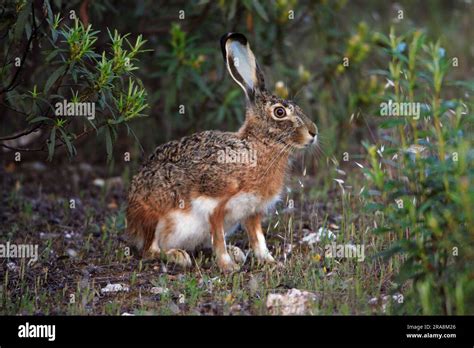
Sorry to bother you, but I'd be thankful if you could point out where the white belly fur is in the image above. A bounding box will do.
[155,192,281,251]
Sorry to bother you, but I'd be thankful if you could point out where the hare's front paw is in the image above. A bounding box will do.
[227,245,246,264]
[217,253,240,273]
[165,249,192,268]
[255,250,276,264]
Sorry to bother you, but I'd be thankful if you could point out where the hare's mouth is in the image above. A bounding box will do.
[297,130,318,148]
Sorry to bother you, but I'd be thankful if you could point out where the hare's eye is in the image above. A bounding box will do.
[274,107,286,118]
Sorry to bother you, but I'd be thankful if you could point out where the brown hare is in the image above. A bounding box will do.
[127,33,318,273]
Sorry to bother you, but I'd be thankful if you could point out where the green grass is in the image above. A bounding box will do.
[0,164,408,315]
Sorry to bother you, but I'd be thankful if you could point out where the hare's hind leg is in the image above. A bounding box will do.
[143,241,192,268]
[143,241,161,259]
[244,213,275,264]
[165,249,192,268]
[152,221,193,269]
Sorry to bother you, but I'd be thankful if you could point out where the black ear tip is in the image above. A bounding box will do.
[220,32,248,45]
[220,32,248,60]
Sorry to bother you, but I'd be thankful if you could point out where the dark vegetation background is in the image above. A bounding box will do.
[1,0,472,167]
[0,0,473,315]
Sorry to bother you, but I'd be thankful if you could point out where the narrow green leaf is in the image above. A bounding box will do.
[47,127,56,161]
[13,1,31,41]
[252,0,269,22]
[58,128,75,157]
[105,125,113,162]
[30,116,51,123]
[44,65,66,94]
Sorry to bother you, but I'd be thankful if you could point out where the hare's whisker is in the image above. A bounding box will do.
[259,143,292,180]
[292,84,307,102]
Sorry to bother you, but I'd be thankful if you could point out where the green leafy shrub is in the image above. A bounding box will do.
[0,1,148,161]
[364,28,474,314]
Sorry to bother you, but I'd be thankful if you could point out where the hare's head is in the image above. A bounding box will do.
[221,33,318,149]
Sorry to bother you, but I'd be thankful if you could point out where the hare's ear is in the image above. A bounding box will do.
[220,33,265,101]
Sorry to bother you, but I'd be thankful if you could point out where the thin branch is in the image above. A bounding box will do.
[0,142,44,152]
[0,121,109,152]
[0,101,29,117]
[0,124,42,141]
[0,3,46,95]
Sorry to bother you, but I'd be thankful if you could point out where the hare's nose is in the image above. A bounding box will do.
[308,123,318,144]
[308,122,318,137]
